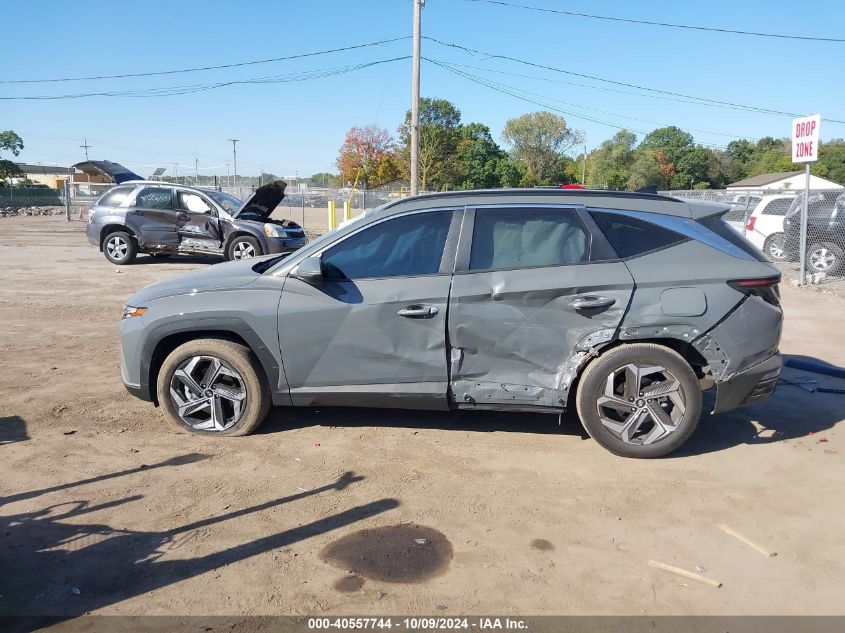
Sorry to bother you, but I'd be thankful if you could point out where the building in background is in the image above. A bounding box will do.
[727,171,843,191]
[12,163,75,189]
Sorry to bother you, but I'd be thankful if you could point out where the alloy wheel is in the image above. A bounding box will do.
[106,235,128,260]
[596,363,686,445]
[169,355,247,431]
[809,247,835,272]
[767,234,786,260]
[232,242,256,259]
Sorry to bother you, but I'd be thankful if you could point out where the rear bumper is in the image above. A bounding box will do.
[85,222,100,247]
[713,353,782,414]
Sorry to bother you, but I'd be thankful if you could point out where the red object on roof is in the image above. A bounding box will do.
[561,184,585,189]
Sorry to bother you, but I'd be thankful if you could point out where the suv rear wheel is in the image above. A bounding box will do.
[575,343,702,458]
[157,338,271,436]
[103,230,137,265]
[763,233,787,261]
[806,242,844,275]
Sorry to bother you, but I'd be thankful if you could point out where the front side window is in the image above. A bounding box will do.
[178,191,212,214]
[135,187,174,210]
[322,211,452,280]
[469,207,589,271]
[98,186,134,208]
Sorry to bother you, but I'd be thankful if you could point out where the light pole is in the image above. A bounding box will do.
[409,0,423,196]
[225,161,230,188]
[229,139,240,193]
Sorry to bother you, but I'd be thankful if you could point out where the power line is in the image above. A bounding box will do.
[0,36,410,84]
[427,58,745,140]
[423,36,845,124]
[428,59,731,150]
[467,0,845,43]
[0,57,409,100]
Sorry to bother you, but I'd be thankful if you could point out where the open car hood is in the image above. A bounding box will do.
[233,180,287,220]
[72,160,142,184]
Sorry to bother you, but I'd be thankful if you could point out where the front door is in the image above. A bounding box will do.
[175,190,222,252]
[448,205,635,409]
[278,209,459,409]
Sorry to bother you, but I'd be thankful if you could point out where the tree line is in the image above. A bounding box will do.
[325,98,845,191]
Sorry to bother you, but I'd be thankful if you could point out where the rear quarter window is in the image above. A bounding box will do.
[97,186,134,207]
[589,210,687,259]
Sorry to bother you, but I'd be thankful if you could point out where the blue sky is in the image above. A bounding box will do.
[2,0,844,178]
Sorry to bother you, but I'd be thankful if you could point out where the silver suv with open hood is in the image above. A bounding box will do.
[85,179,306,264]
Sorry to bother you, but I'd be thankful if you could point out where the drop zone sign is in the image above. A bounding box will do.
[792,114,821,163]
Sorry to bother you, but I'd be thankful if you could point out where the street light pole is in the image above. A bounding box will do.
[229,139,240,193]
[409,0,423,196]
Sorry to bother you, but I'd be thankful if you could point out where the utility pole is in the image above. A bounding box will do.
[229,139,240,192]
[194,156,199,185]
[409,0,423,196]
[225,161,230,188]
[80,138,91,160]
[172,163,179,184]
[581,143,587,186]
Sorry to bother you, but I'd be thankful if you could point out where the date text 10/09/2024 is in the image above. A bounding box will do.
[307,618,528,630]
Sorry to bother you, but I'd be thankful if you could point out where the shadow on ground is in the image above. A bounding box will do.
[130,254,221,266]
[261,365,845,458]
[0,456,398,623]
[0,416,29,445]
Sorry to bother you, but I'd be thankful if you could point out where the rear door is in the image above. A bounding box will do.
[447,205,635,409]
[175,190,222,251]
[129,186,180,247]
[278,208,460,409]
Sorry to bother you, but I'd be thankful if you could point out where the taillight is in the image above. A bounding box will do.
[745,216,757,232]
[728,276,781,306]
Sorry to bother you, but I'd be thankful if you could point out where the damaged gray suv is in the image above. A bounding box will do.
[119,189,783,458]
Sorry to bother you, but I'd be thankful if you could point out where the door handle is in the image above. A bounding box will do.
[570,295,616,310]
[397,305,439,319]
[177,212,190,221]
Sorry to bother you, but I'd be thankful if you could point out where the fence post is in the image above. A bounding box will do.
[798,165,810,285]
[64,181,71,222]
[343,201,351,222]
[327,200,336,230]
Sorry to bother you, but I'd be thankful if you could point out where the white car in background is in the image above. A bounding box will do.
[741,194,795,261]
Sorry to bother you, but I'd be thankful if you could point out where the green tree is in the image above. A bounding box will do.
[587,130,637,189]
[501,111,583,185]
[814,140,845,185]
[308,172,343,187]
[337,124,400,187]
[398,97,462,190]
[626,148,662,190]
[0,130,24,185]
[494,156,525,188]
[454,123,504,189]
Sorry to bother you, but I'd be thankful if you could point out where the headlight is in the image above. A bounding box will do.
[264,223,285,237]
[122,305,147,320]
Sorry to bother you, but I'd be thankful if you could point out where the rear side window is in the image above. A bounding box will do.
[322,211,452,280]
[761,199,792,216]
[590,210,687,258]
[469,207,589,270]
[135,187,174,210]
[97,186,134,207]
[697,214,769,262]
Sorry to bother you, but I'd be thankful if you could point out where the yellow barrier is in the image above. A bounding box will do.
[327,200,337,230]
[343,201,351,222]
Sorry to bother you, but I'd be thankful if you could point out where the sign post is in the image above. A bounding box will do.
[792,114,821,284]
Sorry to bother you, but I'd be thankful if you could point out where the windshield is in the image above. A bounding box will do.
[207,190,242,213]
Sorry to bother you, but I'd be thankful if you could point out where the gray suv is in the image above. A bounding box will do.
[86,180,306,264]
[119,189,783,458]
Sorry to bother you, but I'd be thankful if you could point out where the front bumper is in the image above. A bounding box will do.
[713,353,782,414]
[265,235,307,255]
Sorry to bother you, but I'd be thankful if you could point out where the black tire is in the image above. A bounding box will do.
[575,343,702,458]
[763,233,787,262]
[806,242,844,276]
[156,338,271,437]
[102,230,137,265]
[226,235,262,261]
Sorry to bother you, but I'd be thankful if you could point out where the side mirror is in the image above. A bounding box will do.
[291,255,323,284]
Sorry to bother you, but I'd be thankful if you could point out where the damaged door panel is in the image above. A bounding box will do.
[175,190,223,253]
[129,186,180,248]
[448,205,635,409]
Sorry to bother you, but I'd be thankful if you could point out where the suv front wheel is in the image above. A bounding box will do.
[157,338,271,436]
[576,343,702,458]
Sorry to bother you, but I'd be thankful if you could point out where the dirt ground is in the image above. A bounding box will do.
[2,215,845,619]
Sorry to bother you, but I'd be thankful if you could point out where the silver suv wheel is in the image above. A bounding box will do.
[106,235,129,260]
[232,241,256,259]
[169,355,247,431]
[596,363,685,445]
[809,245,836,272]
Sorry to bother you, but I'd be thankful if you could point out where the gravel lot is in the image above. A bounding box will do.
[1,215,844,618]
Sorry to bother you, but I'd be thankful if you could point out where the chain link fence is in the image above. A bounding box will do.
[664,187,845,289]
